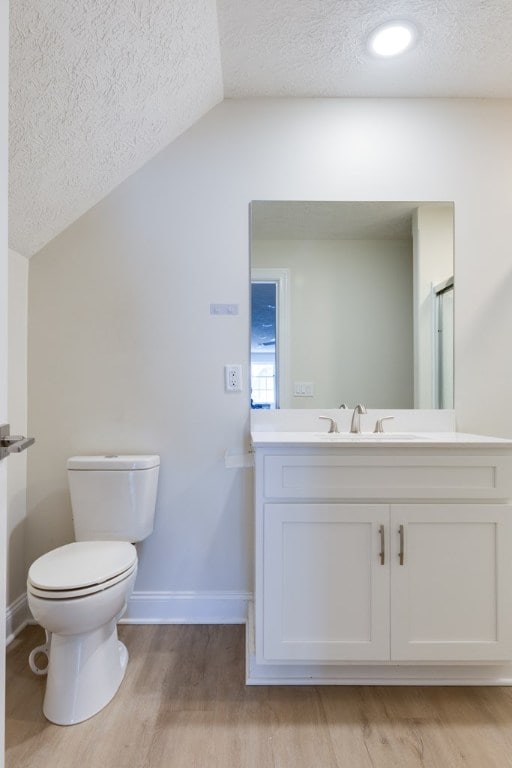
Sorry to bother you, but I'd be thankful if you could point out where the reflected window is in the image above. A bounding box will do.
[251,282,277,408]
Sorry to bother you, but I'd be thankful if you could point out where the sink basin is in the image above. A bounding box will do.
[314,432,428,441]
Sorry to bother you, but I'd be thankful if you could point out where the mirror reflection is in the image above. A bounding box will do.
[250,201,454,410]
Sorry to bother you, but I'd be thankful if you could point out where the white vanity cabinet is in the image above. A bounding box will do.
[250,436,512,684]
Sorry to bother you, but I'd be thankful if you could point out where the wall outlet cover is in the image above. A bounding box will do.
[225,364,242,392]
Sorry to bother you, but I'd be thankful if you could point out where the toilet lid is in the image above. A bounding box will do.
[27,561,137,599]
[28,541,137,591]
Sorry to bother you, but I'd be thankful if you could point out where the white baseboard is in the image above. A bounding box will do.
[6,593,31,644]
[121,590,251,625]
[6,590,250,638]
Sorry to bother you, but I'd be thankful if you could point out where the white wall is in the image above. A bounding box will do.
[252,238,413,408]
[27,99,512,616]
[7,249,28,607]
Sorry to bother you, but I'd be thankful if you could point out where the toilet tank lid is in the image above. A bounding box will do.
[67,455,160,470]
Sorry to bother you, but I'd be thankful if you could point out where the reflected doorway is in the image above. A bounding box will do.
[251,268,290,409]
[251,281,277,408]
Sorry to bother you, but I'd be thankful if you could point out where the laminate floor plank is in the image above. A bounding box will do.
[6,624,512,768]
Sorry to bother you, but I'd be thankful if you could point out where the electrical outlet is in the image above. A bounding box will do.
[225,364,242,392]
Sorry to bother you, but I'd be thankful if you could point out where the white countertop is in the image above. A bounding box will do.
[251,431,512,448]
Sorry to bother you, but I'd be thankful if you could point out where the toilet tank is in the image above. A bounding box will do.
[67,455,160,542]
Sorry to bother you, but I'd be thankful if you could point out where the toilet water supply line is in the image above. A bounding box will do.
[28,631,51,675]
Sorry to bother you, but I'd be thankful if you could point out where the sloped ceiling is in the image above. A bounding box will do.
[9,0,512,257]
[9,0,223,257]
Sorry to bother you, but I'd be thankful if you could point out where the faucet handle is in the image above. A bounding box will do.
[319,416,339,434]
[374,416,394,433]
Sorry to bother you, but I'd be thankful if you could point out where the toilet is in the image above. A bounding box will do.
[27,454,160,725]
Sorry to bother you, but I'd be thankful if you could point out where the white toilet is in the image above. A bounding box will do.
[27,454,160,725]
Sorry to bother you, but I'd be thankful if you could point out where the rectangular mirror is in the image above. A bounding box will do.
[250,201,454,410]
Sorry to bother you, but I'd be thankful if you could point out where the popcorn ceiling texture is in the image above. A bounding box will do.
[217,0,512,98]
[9,0,512,255]
[9,0,223,256]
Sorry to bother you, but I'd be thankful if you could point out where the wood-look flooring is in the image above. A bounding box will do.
[6,624,512,767]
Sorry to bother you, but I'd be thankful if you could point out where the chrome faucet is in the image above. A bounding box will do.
[350,404,367,433]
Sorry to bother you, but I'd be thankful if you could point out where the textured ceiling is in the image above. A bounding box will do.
[218,0,512,98]
[9,0,223,257]
[251,201,423,241]
[9,0,512,256]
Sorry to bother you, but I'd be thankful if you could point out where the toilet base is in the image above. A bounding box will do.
[42,619,129,725]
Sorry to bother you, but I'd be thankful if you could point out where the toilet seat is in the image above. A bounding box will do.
[27,541,137,600]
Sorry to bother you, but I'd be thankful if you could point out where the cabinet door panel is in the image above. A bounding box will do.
[391,504,512,661]
[263,504,389,661]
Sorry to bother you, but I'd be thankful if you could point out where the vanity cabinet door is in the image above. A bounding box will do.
[390,504,512,661]
[262,503,390,661]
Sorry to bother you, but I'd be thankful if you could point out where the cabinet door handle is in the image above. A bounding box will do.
[398,524,405,565]
[379,525,385,565]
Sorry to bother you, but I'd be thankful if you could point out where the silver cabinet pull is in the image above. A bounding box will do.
[379,525,385,565]
[398,524,405,565]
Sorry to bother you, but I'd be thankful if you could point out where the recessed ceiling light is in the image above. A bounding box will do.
[367,21,417,57]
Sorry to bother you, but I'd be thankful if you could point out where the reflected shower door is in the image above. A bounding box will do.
[435,279,454,409]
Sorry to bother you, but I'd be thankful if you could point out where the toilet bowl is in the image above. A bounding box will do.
[27,541,138,725]
[27,454,160,725]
